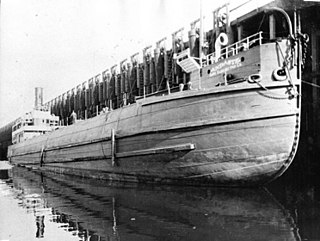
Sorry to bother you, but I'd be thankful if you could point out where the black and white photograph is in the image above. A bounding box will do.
[0,0,320,240]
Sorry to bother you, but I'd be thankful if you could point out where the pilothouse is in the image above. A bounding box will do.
[11,88,60,144]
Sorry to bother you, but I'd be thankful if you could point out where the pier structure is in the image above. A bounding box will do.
[296,4,320,171]
[41,6,217,125]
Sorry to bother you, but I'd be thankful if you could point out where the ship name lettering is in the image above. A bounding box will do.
[209,57,242,76]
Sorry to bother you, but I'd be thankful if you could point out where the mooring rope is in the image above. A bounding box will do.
[302,79,320,89]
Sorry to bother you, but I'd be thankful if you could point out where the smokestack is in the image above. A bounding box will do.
[35,87,43,110]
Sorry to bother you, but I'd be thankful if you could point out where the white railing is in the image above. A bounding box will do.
[202,31,263,67]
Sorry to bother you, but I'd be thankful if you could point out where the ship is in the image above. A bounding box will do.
[6,0,311,186]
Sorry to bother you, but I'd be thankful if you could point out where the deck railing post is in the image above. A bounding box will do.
[259,31,262,45]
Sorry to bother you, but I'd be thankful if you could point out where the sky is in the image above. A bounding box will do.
[0,0,260,127]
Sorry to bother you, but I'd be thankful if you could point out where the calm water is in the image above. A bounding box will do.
[0,165,319,241]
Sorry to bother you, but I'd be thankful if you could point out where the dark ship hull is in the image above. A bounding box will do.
[8,82,300,186]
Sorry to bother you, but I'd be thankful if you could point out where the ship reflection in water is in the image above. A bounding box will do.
[0,167,318,241]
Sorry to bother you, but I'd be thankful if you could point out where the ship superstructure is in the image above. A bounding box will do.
[11,87,60,145]
[12,109,59,145]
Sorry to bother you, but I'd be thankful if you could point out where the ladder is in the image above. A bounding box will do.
[175,48,201,73]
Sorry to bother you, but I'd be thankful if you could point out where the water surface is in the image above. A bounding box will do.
[0,166,318,241]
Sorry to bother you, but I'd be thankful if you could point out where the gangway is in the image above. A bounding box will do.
[175,48,201,73]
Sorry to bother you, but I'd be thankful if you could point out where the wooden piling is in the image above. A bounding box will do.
[42,14,224,119]
[111,129,116,166]
[102,70,108,107]
[143,46,152,95]
[189,20,198,57]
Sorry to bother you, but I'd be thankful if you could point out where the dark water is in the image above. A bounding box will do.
[0,166,319,241]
